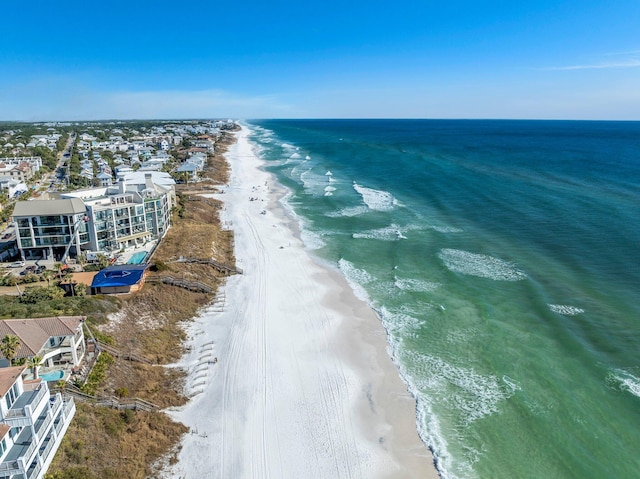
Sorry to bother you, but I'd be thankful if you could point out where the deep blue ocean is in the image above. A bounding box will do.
[246,120,640,479]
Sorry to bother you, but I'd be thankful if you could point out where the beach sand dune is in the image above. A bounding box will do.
[162,127,438,479]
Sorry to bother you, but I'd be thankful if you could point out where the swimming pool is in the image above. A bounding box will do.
[127,251,148,264]
[40,370,64,381]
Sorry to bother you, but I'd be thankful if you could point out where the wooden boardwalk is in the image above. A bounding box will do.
[96,340,153,365]
[56,384,159,412]
[147,275,214,293]
[174,256,243,275]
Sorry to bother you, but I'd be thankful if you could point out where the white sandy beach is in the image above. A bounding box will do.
[162,126,438,479]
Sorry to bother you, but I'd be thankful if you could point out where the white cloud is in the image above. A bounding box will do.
[541,54,640,71]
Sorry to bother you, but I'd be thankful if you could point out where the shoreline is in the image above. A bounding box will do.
[162,125,439,478]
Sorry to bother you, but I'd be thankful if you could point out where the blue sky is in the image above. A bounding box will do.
[1,0,639,120]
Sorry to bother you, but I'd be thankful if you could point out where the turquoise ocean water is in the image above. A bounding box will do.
[246,120,640,479]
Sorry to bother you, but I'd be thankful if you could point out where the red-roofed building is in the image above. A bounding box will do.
[0,317,86,373]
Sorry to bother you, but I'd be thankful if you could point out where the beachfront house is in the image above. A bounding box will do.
[0,366,76,479]
[175,162,199,182]
[0,317,86,374]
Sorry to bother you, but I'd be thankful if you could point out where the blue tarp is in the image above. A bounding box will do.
[91,264,148,288]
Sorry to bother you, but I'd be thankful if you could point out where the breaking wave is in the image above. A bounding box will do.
[408,351,521,426]
[352,224,407,241]
[353,182,398,211]
[337,258,373,302]
[394,277,441,292]
[608,369,640,398]
[548,304,585,316]
[438,249,527,281]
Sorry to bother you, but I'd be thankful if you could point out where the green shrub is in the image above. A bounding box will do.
[153,260,169,272]
[115,387,129,398]
[80,352,114,396]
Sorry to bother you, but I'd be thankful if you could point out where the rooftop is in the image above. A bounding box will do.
[0,366,25,397]
[13,198,86,217]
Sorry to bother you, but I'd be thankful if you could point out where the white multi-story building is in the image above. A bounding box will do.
[0,366,75,479]
[12,198,90,261]
[12,173,174,261]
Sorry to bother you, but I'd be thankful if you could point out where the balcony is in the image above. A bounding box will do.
[0,426,38,477]
[5,385,48,425]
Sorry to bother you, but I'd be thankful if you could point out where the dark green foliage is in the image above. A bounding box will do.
[115,387,129,398]
[80,352,114,396]
[18,286,65,304]
[153,260,169,272]
[0,274,17,287]
[0,294,120,324]
[31,146,58,170]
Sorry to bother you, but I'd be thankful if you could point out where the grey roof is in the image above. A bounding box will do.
[123,171,176,187]
[13,198,86,217]
[176,163,198,172]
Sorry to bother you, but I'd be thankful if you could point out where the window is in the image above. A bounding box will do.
[4,382,19,410]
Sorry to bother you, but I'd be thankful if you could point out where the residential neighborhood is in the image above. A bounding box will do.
[0,119,237,292]
[0,118,238,479]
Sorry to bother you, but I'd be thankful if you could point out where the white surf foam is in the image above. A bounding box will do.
[323,185,336,197]
[407,351,520,426]
[428,225,464,234]
[378,305,425,335]
[548,304,585,316]
[609,369,640,398]
[353,182,398,211]
[337,258,373,302]
[438,248,527,281]
[299,168,327,194]
[280,192,326,250]
[394,277,441,292]
[352,224,408,241]
[326,206,370,218]
[300,229,326,250]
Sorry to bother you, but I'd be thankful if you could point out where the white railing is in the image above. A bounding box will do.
[26,460,41,479]
[35,411,54,441]
[21,439,38,469]
[6,385,47,419]
[0,459,22,473]
[39,437,56,464]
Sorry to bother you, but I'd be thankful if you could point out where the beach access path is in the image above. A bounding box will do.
[162,126,438,478]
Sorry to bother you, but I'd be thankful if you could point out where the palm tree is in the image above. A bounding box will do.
[27,355,43,379]
[0,335,21,366]
[75,282,88,297]
[54,262,64,282]
[42,269,55,287]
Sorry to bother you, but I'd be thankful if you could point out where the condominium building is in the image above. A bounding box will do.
[13,173,174,261]
[12,199,90,261]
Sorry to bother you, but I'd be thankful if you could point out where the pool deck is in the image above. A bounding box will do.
[112,239,158,265]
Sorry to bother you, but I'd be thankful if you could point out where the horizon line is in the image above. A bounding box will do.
[1,117,640,123]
